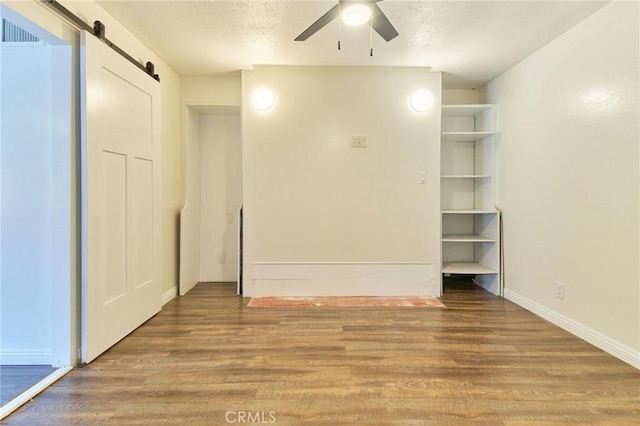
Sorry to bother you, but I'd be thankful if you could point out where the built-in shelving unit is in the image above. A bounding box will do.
[441,175,491,179]
[442,235,495,243]
[441,132,497,142]
[442,262,496,275]
[440,104,501,295]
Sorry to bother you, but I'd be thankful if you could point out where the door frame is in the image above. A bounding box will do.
[179,104,242,296]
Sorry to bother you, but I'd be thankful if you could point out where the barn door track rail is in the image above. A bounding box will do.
[42,0,160,81]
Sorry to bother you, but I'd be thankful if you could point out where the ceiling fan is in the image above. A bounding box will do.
[295,0,399,43]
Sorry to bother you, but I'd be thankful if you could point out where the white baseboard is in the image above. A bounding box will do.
[0,349,51,365]
[504,288,639,369]
[252,262,437,297]
[161,287,178,306]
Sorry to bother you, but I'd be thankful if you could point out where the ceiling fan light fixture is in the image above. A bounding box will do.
[341,4,372,26]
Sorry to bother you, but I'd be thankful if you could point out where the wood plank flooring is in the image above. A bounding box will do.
[3,282,639,424]
[0,366,56,406]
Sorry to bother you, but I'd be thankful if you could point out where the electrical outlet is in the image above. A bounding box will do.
[419,172,427,184]
[555,281,565,299]
[351,135,367,147]
[217,254,226,264]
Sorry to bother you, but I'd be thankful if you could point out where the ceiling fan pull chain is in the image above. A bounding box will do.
[338,2,342,50]
[370,14,374,57]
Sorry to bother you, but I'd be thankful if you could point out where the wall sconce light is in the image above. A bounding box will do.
[250,87,275,111]
[410,89,434,112]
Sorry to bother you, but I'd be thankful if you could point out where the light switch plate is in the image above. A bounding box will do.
[351,136,367,147]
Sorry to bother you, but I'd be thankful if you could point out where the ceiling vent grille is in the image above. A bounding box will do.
[2,19,40,43]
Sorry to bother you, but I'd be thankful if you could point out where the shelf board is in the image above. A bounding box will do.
[441,104,495,117]
[442,132,497,142]
[442,235,496,243]
[442,209,499,214]
[441,175,490,179]
[443,262,497,275]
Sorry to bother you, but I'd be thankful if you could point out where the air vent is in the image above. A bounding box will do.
[2,19,40,43]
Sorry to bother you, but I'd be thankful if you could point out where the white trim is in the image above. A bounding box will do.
[161,287,178,306]
[504,288,640,369]
[252,262,437,297]
[0,349,51,365]
[253,262,434,280]
[0,366,72,420]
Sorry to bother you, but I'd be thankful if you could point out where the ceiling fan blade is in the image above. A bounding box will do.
[371,2,399,42]
[295,4,340,41]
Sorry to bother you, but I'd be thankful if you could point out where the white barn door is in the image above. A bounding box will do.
[80,31,161,363]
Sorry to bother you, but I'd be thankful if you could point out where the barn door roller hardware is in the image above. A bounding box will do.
[42,0,160,82]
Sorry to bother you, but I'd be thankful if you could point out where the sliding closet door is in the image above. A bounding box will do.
[80,31,161,363]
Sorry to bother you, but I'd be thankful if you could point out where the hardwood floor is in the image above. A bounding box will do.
[4,282,639,424]
[0,366,56,406]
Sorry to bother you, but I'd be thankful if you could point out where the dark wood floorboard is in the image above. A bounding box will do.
[0,366,56,406]
[3,282,639,425]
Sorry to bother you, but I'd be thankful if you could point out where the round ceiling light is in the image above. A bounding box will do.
[250,87,275,111]
[410,89,435,112]
[341,4,372,26]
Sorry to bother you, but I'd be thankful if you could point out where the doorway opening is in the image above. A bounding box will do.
[180,105,242,296]
[0,4,73,418]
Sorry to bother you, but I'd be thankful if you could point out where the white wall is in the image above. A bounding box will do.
[1,44,53,364]
[2,0,80,367]
[199,114,242,282]
[158,66,181,304]
[242,66,441,297]
[180,75,242,111]
[485,1,639,367]
[442,89,480,105]
[1,2,74,368]
[179,107,201,294]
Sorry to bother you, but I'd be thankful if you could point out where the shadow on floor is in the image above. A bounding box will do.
[442,274,477,293]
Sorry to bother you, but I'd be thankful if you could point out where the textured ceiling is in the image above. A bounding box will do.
[97,0,608,88]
